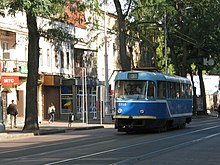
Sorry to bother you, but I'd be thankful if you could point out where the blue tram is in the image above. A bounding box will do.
[113,70,192,132]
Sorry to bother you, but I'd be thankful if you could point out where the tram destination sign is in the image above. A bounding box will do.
[128,73,138,79]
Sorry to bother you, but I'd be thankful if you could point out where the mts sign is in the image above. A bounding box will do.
[1,76,19,87]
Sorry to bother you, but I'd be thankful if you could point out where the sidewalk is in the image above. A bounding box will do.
[0,119,114,140]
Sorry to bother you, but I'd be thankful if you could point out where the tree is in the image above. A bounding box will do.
[112,0,220,115]
[167,0,220,114]
[0,0,83,131]
[127,0,166,70]
[113,0,132,70]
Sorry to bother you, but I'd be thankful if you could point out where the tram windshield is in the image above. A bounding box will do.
[115,80,155,99]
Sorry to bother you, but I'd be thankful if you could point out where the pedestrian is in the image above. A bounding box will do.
[48,103,55,123]
[7,100,18,128]
[68,113,74,127]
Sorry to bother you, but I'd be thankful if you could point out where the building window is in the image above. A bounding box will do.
[60,51,64,68]
[66,52,70,69]
[2,42,10,59]
[25,47,28,61]
[74,49,84,67]
[39,48,43,66]
[47,49,50,67]
[2,42,9,52]
[55,51,59,68]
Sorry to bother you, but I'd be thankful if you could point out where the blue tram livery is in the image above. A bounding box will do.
[113,70,192,132]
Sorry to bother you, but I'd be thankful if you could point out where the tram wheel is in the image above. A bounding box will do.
[156,125,167,133]
[178,123,186,129]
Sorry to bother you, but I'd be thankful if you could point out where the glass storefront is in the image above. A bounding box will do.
[61,86,73,114]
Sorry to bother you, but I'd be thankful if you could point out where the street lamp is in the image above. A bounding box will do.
[0,63,5,132]
[103,0,111,121]
[164,9,168,74]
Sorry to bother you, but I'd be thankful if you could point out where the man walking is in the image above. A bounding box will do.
[7,100,18,128]
[48,102,55,123]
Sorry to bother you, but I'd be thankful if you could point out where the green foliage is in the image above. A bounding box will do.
[0,0,85,20]
[123,0,220,76]
[128,0,171,71]
[40,27,78,49]
[168,0,220,75]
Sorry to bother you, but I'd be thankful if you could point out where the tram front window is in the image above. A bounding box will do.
[115,81,146,98]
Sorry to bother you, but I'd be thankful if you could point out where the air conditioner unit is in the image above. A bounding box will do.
[3,52,10,59]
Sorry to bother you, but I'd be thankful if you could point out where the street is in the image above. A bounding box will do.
[0,117,220,165]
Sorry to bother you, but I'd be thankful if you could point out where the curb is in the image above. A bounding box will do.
[0,125,105,140]
[192,114,217,119]
[0,132,34,140]
[34,129,66,136]
[34,126,104,135]
[73,125,104,130]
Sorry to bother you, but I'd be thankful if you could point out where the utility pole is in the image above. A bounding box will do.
[103,0,111,122]
[164,9,168,74]
[0,62,5,132]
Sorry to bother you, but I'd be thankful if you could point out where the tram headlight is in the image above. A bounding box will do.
[117,108,122,114]
[139,109,145,114]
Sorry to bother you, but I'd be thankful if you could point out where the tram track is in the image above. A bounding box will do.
[1,117,220,165]
[43,120,220,165]
[113,131,220,165]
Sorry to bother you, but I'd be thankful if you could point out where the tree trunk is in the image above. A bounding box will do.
[23,12,40,131]
[198,66,207,115]
[169,40,178,74]
[189,70,197,116]
[182,43,187,77]
[114,0,131,70]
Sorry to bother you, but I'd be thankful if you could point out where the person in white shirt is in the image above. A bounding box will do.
[48,103,55,123]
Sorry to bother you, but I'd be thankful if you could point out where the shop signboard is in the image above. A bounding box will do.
[1,76,19,87]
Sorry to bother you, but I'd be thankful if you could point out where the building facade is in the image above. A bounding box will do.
[0,7,118,126]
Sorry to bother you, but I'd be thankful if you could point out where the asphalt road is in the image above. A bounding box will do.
[0,117,220,165]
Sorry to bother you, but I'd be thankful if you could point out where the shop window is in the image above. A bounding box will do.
[61,85,73,114]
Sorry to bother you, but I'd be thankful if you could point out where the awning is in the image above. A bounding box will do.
[74,43,97,52]
[2,87,12,93]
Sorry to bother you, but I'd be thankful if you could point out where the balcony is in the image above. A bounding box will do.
[0,60,28,77]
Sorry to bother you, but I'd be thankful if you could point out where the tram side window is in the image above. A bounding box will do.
[167,82,172,98]
[180,83,185,98]
[147,81,155,98]
[176,83,181,98]
[186,84,192,98]
[158,81,166,99]
[168,82,178,98]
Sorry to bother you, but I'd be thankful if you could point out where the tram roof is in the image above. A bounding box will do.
[115,71,191,83]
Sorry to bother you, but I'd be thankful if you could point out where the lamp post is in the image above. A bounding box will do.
[0,62,5,132]
[103,0,111,122]
[164,9,168,74]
